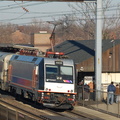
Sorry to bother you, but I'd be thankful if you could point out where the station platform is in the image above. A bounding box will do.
[74,103,120,120]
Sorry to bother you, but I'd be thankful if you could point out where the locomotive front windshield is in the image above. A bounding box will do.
[46,65,73,84]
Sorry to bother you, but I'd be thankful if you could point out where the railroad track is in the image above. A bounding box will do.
[0,97,50,120]
[0,92,72,120]
[65,110,103,120]
[45,108,103,120]
[0,91,103,120]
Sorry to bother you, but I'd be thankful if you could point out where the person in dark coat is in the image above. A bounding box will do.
[107,82,116,104]
[83,83,90,101]
[78,80,84,101]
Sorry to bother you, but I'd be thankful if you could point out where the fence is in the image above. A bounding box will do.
[0,104,36,120]
[76,85,120,118]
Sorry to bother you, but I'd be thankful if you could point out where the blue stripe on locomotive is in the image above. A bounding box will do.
[10,55,43,65]
[10,55,44,90]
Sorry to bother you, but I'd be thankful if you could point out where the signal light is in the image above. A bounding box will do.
[46,88,51,91]
[67,90,73,93]
[67,90,70,92]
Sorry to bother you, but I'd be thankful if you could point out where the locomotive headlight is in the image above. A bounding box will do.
[46,93,50,95]
[67,94,70,96]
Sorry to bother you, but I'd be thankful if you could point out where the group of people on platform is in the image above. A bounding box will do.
[78,81,120,104]
[107,82,120,104]
[78,81,94,101]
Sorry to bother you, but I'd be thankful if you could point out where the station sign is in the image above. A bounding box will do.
[84,76,93,84]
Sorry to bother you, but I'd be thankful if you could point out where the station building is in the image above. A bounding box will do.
[52,39,120,90]
[31,31,51,52]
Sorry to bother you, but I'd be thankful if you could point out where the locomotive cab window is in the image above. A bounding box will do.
[46,65,73,84]
[60,66,72,75]
[46,65,58,74]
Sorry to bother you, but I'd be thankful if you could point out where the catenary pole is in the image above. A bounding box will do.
[95,0,103,101]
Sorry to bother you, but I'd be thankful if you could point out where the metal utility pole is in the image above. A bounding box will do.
[48,21,62,52]
[95,0,103,101]
[49,24,57,52]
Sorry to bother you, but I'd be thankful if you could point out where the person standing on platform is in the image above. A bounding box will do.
[115,84,120,103]
[88,81,94,100]
[107,82,116,105]
[78,80,84,101]
[84,83,90,101]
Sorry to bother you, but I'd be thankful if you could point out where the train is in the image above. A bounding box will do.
[0,51,76,109]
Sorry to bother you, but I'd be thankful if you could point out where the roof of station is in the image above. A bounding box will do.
[53,40,120,63]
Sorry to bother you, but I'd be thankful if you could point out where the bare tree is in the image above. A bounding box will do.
[67,2,96,40]
[54,15,84,44]
[20,19,51,35]
[67,0,120,40]
[0,23,18,44]
[102,0,120,39]
[0,19,52,45]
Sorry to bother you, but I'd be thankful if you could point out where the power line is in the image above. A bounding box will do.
[0,1,119,12]
[0,1,120,25]
[4,14,119,26]
[0,1,51,11]
[1,9,120,22]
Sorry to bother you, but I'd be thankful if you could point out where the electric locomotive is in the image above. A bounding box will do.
[0,52,76,109]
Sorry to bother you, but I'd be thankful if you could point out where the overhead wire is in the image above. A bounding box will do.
[0,8,120,23]
[0,1,119,13]
[6,14,120,26]
[0,1,51,11]
[0,1,31,8]
[0,1,120,24]
[0,1,52,24]
[0,1,119,12]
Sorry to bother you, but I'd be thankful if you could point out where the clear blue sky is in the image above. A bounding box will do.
[0,0,119,25]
